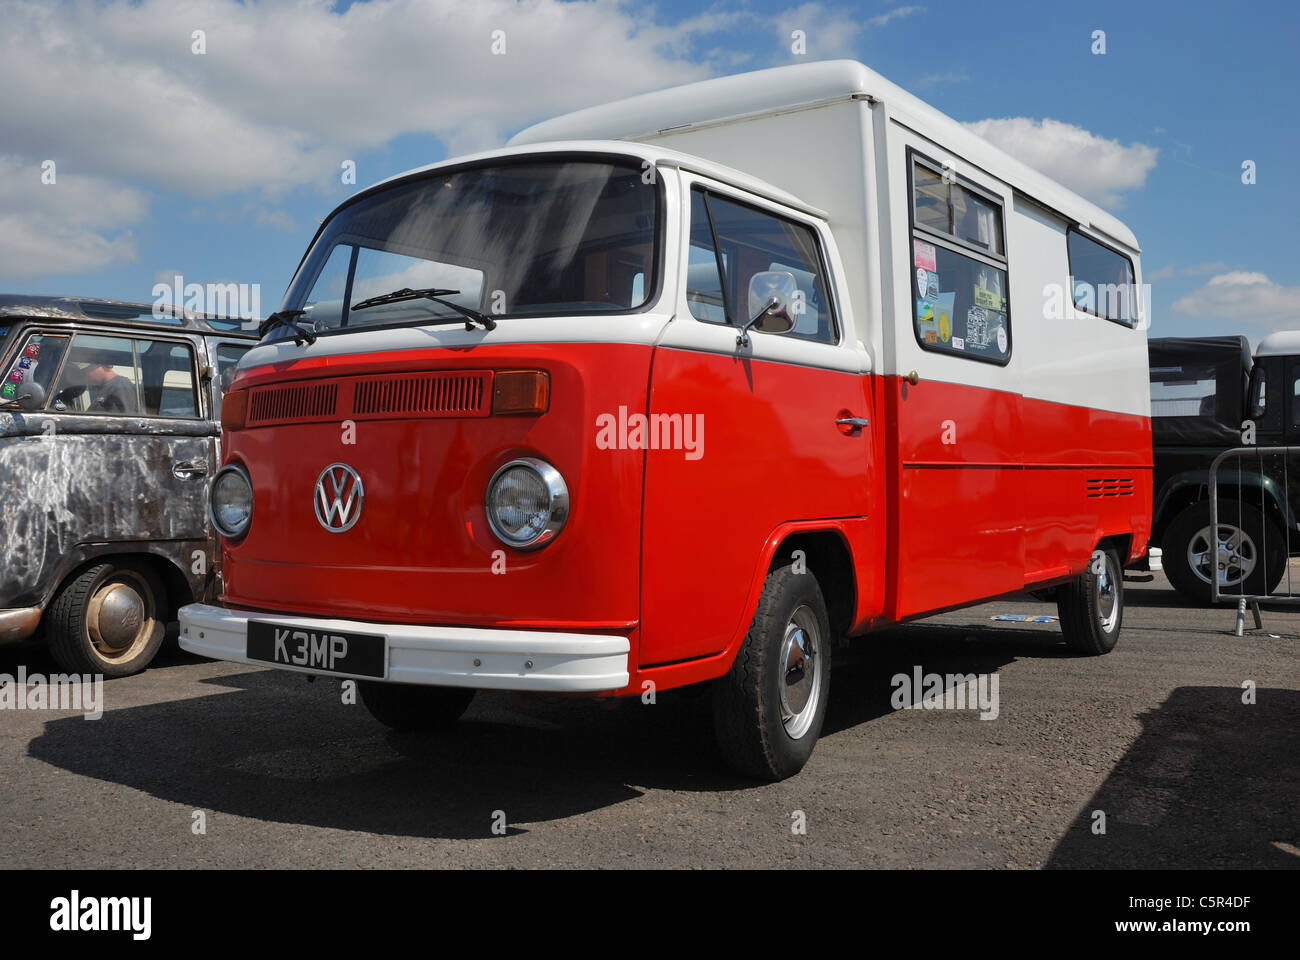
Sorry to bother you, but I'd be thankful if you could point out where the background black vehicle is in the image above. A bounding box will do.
[0,295,256,675]
[1149,333,1300,604]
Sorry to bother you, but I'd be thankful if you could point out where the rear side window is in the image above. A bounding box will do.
[1067,228,1136,326]
[686,187,839,344]
[141,340,199,418]
[909,155,1010,364]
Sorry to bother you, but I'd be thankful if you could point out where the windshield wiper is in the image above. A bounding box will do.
[258,309,317,346]
[350,287,497,331]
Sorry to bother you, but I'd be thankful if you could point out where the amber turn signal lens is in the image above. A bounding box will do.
[492,370,549,415]
[221,389,248,430]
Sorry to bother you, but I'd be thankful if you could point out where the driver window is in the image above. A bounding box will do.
[48,334,141,415]
[687,188,838,344]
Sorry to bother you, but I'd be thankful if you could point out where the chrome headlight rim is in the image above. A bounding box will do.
[485,456,569,550]
[209,462,254,541]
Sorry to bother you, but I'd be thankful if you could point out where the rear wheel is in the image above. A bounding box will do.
[47,561,167,677]
[712,562,832,781]
[1161,501,1286,605]
[1057,547,1123,656]
[358,681,475,731]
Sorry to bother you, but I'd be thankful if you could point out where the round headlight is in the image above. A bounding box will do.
[210,464,253,539]
[485,457,569,549]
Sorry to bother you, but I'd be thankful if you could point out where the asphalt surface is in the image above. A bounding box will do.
[1,572,1296,869]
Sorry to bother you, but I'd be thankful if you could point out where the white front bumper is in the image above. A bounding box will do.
[178,603,630,693]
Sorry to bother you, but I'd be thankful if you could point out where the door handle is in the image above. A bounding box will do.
[836,416,869,429]
[173,459,209,480]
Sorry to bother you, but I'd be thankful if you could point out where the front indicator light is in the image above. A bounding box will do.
[492,370,549,415]
[485,457,568,549]
[221,388,248,430]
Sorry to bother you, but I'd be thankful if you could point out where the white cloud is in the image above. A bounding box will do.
[776,3,865,58]
[962,117,1157,208]
[868,5,926,28]
[776,2,920,58]
[0,156,145,280]
[0,0,721,198]
[1171,272,1300,332]
[914,71,968,90]
[1146,261,1230,282]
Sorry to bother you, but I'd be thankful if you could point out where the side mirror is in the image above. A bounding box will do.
[737,271,798,346]
[17,381,45,411]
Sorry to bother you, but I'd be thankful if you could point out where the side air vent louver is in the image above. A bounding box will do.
[1085,477,1134,498]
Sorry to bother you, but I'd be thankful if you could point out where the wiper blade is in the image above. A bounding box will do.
[257,309,317,346]
[350,287,497,331]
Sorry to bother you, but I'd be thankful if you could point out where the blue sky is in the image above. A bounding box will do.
[2,0,1296,338]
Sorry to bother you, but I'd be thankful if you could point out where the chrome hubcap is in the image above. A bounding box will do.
[779,605,822,740]
[1187,524,1257,587]
[1094,551,1119,631]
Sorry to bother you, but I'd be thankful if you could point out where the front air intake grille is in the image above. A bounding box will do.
[352,371,491,418]
[242,370,493,426]
[247,382,338,424]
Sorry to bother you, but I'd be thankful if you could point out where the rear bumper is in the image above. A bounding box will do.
[177,603,630,693]
[0,606,42,645]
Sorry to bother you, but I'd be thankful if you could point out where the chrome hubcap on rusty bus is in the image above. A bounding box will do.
[1187,524,1257,588]
[779,605,822,740]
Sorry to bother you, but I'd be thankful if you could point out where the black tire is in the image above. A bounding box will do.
[712,562,833,781]
[358,681,475,731]
[1057,547,1123,656]
[1161,501,1286,605]
[47,561,167,677]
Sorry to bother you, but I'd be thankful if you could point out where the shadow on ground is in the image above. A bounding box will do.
[18,622,1078,840]
[1046,686,1300,868]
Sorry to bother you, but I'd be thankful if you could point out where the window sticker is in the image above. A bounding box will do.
[916,267,929,298]
[973,285,1005,312]
[934,293,954,343]
[914,240,937,272]
[917,298,938,343]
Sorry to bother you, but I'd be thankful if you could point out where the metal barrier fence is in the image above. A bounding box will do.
[1208,445,1300,634]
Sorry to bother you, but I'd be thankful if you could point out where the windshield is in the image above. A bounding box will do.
[274,158,659,341]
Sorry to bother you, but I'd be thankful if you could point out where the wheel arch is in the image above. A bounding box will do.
[44,547,198,621]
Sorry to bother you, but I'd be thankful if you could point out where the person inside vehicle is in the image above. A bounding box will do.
[84,350,139,413]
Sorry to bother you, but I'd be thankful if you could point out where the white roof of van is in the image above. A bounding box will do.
[1254,331,1300,357]
[510,59,1140,252]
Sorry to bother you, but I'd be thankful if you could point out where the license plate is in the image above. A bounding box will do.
[246,620,386,678]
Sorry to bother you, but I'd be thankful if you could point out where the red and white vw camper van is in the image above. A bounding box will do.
[180,61,1152,780]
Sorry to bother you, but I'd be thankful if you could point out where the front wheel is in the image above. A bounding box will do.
[712,562,833,781]
[1057,547,1124,655]
[357,681,475,731]
[47,561,167,677]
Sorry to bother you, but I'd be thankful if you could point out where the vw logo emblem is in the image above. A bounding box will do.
[314,463,364,533]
